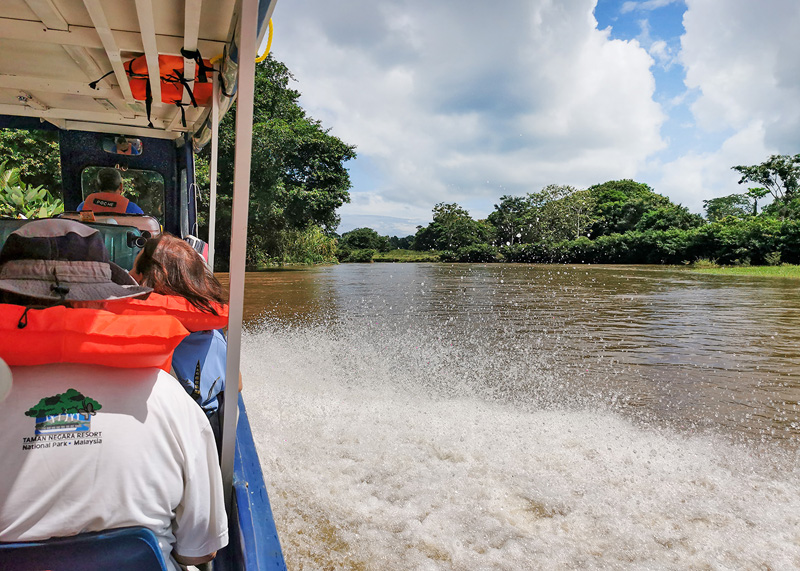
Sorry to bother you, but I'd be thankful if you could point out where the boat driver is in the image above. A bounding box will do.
[0,219,228,569]
[77,167,145,215]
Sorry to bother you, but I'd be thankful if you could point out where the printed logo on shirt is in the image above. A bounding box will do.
[21,388,104,450]
[93,199,117,208]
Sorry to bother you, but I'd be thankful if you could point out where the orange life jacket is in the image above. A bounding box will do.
[104,293,228,332]
[0,304,190,371]
[124,52,214,128]
[125,54,213,106]
[82,192,130,214]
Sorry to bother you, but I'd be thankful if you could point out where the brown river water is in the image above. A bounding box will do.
[220,264,800,569]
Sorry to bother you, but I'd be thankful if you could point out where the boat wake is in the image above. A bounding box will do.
[242,316,800,570]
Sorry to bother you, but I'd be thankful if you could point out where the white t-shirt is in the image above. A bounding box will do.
[0,364,228,570]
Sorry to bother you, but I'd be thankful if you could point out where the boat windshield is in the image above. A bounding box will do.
[80,167,165,223]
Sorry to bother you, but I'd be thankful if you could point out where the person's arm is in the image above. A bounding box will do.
[126,202,145,214]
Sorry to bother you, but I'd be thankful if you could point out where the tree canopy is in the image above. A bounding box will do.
[198,55,356,267]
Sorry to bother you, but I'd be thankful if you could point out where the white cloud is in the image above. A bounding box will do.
[681,0,800,149]
[271,0,666,221]
[268,0,798,231]
[621,0,682,14]
[647,0,800,214]
[651,122,771,213]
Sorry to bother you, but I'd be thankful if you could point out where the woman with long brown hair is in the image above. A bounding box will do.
[131,233,229,431]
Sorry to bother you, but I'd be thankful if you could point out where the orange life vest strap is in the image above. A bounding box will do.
[103,293,228,332]
[0,304,189,371]
[83,192,130,214]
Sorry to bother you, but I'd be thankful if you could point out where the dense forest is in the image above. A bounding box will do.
[1,53,798,268]
[338,155,800,267]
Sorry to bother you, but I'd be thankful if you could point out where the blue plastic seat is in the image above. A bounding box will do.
[0,526,168,571]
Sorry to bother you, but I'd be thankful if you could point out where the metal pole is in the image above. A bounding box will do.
[220,0,258,509]
[208,71,219,270]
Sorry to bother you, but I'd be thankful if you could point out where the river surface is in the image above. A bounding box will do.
[222,264,800,569]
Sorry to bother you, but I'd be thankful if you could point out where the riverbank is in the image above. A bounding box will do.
[691,264,800,279]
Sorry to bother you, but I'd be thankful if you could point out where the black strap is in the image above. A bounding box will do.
[17,306,32,329]
[175,102,189,127]
[88,70,114,90]
[50,268,70,301]
[180,48,215,83]
[145,77,154,128]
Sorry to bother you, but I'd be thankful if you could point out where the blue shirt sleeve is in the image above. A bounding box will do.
[126,202,145,214]
[77,201,84,211]
[171,329,227,415]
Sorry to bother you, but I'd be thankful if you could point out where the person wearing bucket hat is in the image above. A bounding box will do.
[0,219,228,568]
[0,218,150,303]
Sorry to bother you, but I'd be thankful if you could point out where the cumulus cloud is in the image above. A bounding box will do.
[649,0,800,213]
[271,0,665,222]
[681,0,800,149]
[268,0,798,229]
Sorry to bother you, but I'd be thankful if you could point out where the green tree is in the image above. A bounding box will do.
[387,235,414,250]
[0,129,61,196]
[703,193,753,222]
[487,195,534,245]
[413,202,488,251]
[732,154,800,204]
[198,55,356,268]
[523,185,597,243]
[587,179,671,237]
[339,227,390,251]
[636,204,704,231]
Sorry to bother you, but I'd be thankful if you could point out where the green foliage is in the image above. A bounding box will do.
[0,161,64,218]
[692,265,800,278]
[372,249,439,262]
[703,193,754,222]
[733,154,800,204]
[0,129,61,194]
[197,55,356,269]
[587,179,671,237]
[387,235,414,250]
[339,227,390,252]
[450,244,500,263]
[764,251,781,266]
[248,224,337,267]
[691,258,719,269]
[413,202,489,251]
[636,204,704,231]
[344,248,376,263]
[487,195,534,245]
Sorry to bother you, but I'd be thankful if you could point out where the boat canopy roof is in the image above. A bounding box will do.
[0,0,273,145]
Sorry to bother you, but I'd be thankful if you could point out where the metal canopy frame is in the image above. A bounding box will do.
[0,0,234,139]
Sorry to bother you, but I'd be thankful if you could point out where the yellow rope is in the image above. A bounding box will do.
[210,18,273,65]
[255,19,274,63]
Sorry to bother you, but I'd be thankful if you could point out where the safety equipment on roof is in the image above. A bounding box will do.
[104,293,228,333]
[0,304,189,371]
[125,52,214,128]
[82,191,130,214]
[90,51,215,128]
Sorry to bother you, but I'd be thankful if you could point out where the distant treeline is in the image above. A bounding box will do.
[336,155,800,266]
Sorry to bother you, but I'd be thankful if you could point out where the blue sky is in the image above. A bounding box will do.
[270,0,800,236]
